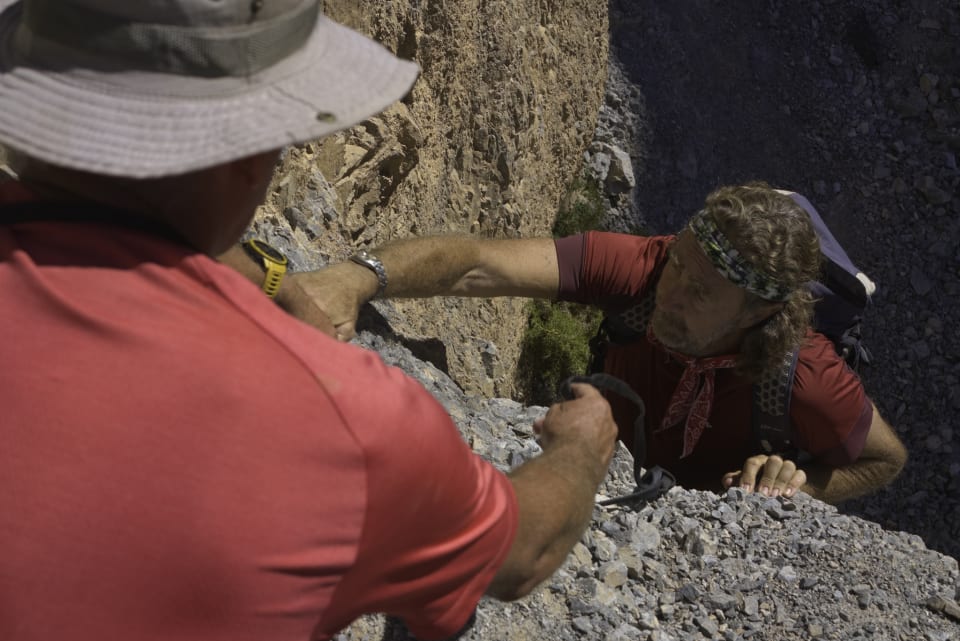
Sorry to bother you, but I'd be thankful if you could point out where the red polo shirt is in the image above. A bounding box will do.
[0,182,518,641]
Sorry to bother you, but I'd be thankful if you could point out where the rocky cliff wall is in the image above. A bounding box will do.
[250,0,608,397]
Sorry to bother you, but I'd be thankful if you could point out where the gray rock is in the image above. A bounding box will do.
[695,615,720,636]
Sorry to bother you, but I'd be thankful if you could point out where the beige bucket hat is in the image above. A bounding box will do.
[0,0,419,178]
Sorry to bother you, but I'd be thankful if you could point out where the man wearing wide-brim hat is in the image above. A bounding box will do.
[0,2,619,639]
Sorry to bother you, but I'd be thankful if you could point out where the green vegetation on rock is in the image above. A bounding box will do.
[516,299,602,404]
[550,177,605,238]
[515,176,606,404]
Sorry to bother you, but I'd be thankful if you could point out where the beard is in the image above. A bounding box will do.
[650,307,695,353]
[650,306,738,357]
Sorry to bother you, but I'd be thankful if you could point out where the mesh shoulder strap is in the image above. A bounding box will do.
[751,349,799,454]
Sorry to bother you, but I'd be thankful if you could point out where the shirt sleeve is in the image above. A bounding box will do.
[555,231,672,310]
[317,359,518,640]
[790,332,874,466]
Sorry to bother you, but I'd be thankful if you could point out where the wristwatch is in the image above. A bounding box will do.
[241,239,288,299]
[349,249,388,298]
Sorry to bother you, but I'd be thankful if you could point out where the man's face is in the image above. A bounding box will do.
[650,231,751,357]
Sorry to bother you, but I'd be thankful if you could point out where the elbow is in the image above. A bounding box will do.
[856,443,908,495]
[485,549,556,602]
[883,440,908,483]
[486,579,533,603]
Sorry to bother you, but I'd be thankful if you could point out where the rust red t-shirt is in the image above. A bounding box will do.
[556,231,872,490]
[0,184,518,641]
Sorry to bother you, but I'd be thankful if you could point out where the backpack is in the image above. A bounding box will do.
[587,191,876,460]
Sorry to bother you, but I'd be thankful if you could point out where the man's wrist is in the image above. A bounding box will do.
[539,438,610,489]
[348,249,388,298]
[241,239,288,299]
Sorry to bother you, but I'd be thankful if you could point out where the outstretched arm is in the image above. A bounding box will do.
[288,235,560,340]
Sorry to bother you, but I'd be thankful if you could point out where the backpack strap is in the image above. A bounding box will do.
[751,348,800,455]
[561,372,676,507]
[596,466,677,507]
[561,372,648,466]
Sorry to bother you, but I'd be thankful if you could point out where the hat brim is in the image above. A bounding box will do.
[0,1,419,178]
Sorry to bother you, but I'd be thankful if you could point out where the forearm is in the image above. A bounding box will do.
[487,442,606,600]
[802,405,907,504]
[370,235,560,300]
[801,456,905,504]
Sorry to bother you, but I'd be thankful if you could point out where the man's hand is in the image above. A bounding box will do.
[273,274,338,338]
[280,263,380,341]
[533,383,618,475]
[721,454,807,498]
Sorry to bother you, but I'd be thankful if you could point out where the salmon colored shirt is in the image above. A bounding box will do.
[0,182,518,641]
[556,231,872,489]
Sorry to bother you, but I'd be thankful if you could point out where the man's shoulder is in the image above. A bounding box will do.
[260,315,457,440]
[796,330,849,367]
[583,230,675,252]
[793,330,865,399]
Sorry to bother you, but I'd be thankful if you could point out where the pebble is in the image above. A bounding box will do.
[801,577,820,590]
[910,268,934,296]
[695,616,720,636]
[778,566,799,583]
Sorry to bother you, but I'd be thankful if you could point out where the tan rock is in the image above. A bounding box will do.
[253,0,608,397]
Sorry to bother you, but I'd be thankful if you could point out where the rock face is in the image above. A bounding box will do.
[248,0,960,571]
[249,0,609,398]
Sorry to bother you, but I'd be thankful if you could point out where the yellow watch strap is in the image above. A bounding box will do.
[261,261,286,299]
[242,239,289,299]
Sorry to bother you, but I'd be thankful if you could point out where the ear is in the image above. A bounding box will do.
[737,299,784,329]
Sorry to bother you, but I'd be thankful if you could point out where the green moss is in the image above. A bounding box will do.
[510,176,607,403]
[515,300,603,405]
[552,177,605,238]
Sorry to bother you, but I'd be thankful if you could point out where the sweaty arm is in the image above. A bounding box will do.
[288,236,561,339]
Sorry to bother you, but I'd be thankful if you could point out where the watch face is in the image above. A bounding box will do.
[251,239,285,263]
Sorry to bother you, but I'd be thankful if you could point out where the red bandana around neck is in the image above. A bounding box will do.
[646,327,738,458]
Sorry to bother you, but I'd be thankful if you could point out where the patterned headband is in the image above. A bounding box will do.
[688,213,794,302]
